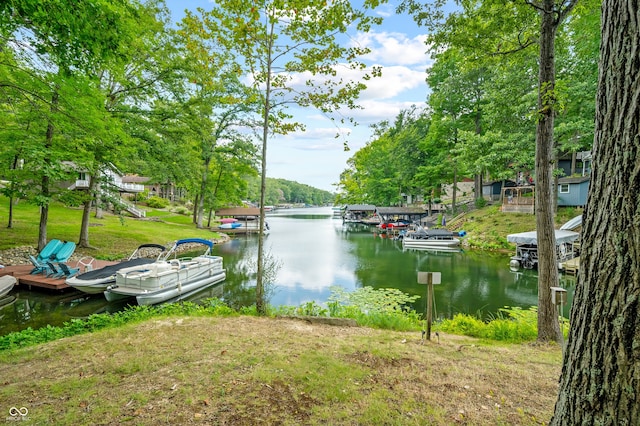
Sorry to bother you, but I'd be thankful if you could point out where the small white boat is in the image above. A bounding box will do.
[401,227,461,249]
[0,275,17,298]
[104,238,226,305]
[66,244,166,294]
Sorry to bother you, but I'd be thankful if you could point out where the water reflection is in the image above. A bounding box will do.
[0,207,576,334]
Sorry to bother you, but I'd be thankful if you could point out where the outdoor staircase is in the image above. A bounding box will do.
[446,212,467,231]
[97,188,146,218]
[119,199,146,218]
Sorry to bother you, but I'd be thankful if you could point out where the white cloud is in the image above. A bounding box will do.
[360,65,427,100]
[350,31,431,67]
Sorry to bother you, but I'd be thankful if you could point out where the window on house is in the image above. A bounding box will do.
[559,184,570,193]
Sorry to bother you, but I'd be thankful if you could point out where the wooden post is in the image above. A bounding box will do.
[426,273,433,341]
[417,271,441,342]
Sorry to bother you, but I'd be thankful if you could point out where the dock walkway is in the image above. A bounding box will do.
[561,257,580,275]
[1,260,117,291]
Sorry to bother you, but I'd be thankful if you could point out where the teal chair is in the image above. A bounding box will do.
[45,242,77,278]
[52,241,76,263]
[29,239,63,274]
[47,261,79,278]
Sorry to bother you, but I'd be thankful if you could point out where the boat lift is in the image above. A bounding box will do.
[507,229,580,270]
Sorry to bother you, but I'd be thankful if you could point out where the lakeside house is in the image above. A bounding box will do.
[557,176,590,207]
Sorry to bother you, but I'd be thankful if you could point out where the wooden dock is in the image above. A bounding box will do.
[561,257,580,275]
[0,260,118,291]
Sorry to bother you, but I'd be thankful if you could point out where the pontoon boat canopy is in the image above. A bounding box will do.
[560,215,582,231]
[507,230,579,245]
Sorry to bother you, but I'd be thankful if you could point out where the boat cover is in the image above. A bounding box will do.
[425,229,456,237]
[560,215,582,230]
[0,275,17,292]
[507,230,579,245]
[74,258,154,280]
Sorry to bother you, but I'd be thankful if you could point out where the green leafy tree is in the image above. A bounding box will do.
[177,13,262,228]
[193,0,384,314]
[400,0,578,343]
[66,0,183,248]
[1,0,142,250]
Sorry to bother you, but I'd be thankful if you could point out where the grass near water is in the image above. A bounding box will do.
[0,197,568,424]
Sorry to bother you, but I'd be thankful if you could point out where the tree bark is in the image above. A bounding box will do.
[551,2,640,423]
[534,0,562,343]
[94,180,104,219]
[255,22,278,316]
[196,157,210,228]
[7,154,24,228]
[38,88,59,251]
[78,175,97,248]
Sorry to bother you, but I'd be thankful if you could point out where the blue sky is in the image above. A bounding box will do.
[165,1,433,192]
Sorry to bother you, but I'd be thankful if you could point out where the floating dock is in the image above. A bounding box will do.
[561,257,580,275]
[0,260,117,291]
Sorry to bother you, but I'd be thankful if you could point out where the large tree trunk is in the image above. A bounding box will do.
[38,88,59,251]
[534,0,562,343]
[196,157,210,228]
[551,2,640,423]
[552,149,559,213]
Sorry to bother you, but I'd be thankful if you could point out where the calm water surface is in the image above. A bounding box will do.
[0,207,575,335]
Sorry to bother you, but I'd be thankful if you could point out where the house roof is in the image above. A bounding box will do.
[345,204,376,212]
[376,207,427,215]
[558,176,590,184]
[122,175,150,183]
[215,207,261,217]
[482,179,517,187]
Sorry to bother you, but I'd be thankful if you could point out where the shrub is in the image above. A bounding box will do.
[172,206,190,215]
[475,197,488,208]
[146,196,169,209]
[436,306,543,343]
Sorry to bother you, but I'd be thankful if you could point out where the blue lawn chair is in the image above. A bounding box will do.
[44,242,78,279]
[29,255,51,275]
[29,239,64,274]
[52,241,76,263]
[55,262,80,278]
[45,261,64,278]
[37,239,63,262]
[31,241,77,276]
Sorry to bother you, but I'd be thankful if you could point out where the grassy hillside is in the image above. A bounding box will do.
[450,204,583,251]
[0,197,222,259]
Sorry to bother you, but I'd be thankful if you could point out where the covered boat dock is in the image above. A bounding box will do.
[214,207,263,234]
[342,204,377,223]
[507,229,579,270]
[375,207,429,224]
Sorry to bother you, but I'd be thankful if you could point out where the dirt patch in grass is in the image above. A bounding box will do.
[0,316,562,425]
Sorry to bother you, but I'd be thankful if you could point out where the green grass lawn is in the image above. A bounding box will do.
[0,197,222,259]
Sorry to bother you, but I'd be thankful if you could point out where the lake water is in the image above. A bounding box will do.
[0,207,576,335]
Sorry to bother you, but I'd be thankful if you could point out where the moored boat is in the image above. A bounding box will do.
[506,229,579,270]
[66,244,166,294]
[401,227,461,249]
[104,238,226,305]
[0,275,17,298]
